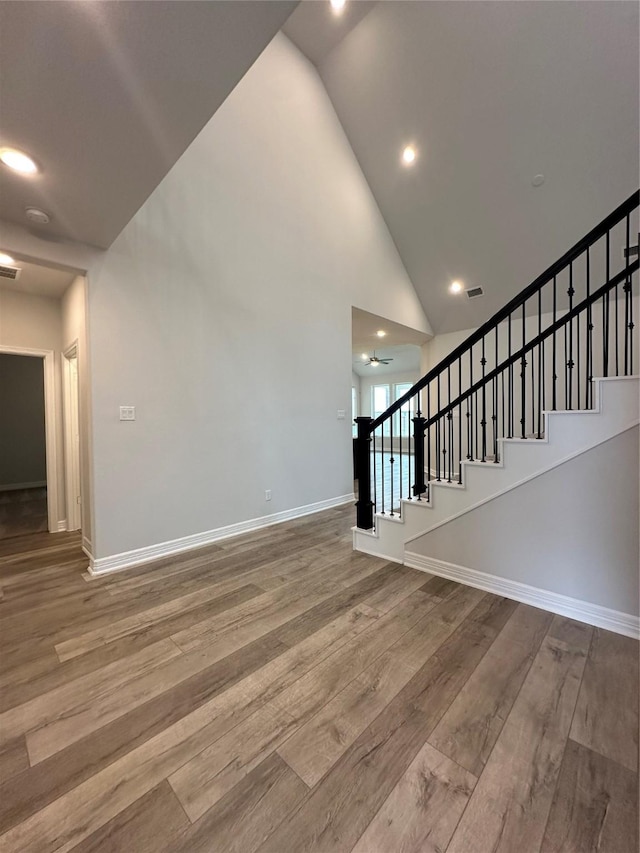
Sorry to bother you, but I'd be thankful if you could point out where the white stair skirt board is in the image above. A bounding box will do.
[404,552,640,640]
[353,376,639,562]
[88,493,354,576]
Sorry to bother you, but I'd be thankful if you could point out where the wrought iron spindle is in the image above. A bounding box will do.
[458,359,463,482]
[537,289,542,437]
[568,263,574,408]
[586,246,592,408]
[604,230,610,377]
[379,423,385,515]
[426,383,431,499]
[521,303,527,438]
[624,214,632,375]
[389,418,395,516]
[552,276,557,409]
[469,349,474,458]
[481,336,487,460]
[372,430,377,514]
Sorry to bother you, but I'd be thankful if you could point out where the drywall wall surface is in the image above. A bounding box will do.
[410,426,639,615]
[86,34,431,558]
[62,275,93,550]
[0,288,66,523]
[0,354,46,488]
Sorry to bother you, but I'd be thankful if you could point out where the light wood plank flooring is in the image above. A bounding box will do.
[0,505,637,852]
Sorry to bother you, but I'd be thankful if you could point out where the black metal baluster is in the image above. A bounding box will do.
[537,289,542,438]
[552,276,557,410]
[564,320,569,409]
[469,349,474,459]
[530,337,535,435]
[624,213,631,375]
[436,375,441,481]
[447,366,452,482]
[475,389,479,460]
[389,415,396,515]
[372,429,377,514]
[426,383,431,500]
[481,336,487,460]
[458,359,463,483]
[521,303,527,438]
[508,314,514,437]
[500,369,505,461]
[586,246,592,408]
[604,230,610,377]
[568,263,574,409]
[380,422,385,514]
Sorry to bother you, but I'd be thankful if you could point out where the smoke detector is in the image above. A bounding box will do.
[25,207,50,224]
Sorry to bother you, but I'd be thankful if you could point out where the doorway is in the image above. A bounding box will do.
[0,349,59,538]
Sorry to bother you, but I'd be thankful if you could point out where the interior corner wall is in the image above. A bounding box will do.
[61,275,93,552]
[0,289,66,527]
[86,33,432,560]
[409,426,639,616]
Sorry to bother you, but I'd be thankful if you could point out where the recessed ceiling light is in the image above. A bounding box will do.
[450,280,464,294]
[532,174,545,187]
[0,147,39,175]
[402,145,416,165]
[376,330,386,338]
[361,353,368,360]
[25,207,50,224]
[0,252,15,265]
[330,0,346,13]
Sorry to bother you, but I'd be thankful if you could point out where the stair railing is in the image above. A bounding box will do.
[355,190,639,530]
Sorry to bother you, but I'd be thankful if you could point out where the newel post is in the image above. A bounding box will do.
[412,415,427,497]
[355,416,374,530]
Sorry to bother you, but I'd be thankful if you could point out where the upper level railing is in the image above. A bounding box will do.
[355,190,639,530]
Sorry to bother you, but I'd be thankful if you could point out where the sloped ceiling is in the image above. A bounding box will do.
[299,1,639,333]
[0,0,296,249]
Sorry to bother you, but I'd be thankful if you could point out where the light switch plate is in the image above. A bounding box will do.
[337,409,346,419]
[120,406,136,421]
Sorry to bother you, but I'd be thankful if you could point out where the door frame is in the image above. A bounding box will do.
[62,341,81,531]
[0,345,60,533]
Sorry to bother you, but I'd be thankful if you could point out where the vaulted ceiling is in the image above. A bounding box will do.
[1,1,637,334]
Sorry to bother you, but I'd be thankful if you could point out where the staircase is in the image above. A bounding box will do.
[352,191,639,636]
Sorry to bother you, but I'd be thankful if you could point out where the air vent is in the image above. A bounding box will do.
[466,286,484,299]
[0,265,21,281]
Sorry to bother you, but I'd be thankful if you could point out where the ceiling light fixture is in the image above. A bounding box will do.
[0,252,15,265]
[330,0,346,14]
[402,145,416,165]
[361,353,368,360]
[0,147,39,175]
[449,280,464,294]
[25,207,51,224]
[376,330,386,338]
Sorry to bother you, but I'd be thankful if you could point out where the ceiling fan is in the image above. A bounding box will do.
[362,351,393,367]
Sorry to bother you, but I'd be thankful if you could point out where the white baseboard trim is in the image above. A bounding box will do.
[0,481,47,492]
[88,493,355,577]
[56,519,67,533]
[404,551,639,639]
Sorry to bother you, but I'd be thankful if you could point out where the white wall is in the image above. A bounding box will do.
[409,426,639,616]
[85,34,431,560]
[61,276,93,551]
[0,289,66,526]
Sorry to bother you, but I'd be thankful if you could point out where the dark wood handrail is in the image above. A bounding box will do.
[370,189,639,431]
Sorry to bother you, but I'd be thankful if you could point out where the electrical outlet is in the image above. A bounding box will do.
[265,489,272,501]
[119,406,135,421]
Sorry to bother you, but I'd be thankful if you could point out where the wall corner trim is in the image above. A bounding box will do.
[87,493,355,577]
[404,551,640,639]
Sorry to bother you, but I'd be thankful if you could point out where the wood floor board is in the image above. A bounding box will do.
[428,603,553,776]
[276,584,486,786]
[570,627,639,772]
[257,594,514,853]
[445,629,590,853]
[540,739,638,853]
[0,505,635,853]
[164,752,307,853]
[351,740,477,853]
[67,780,190,853]
[0,736,29,785]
